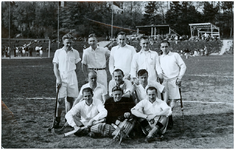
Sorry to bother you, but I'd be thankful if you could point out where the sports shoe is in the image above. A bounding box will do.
[168,116,173,130]
[145,136,155,143]
[88,132,96,138]
[53,117,61,129]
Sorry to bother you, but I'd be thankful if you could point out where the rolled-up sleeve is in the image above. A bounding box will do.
[109,48,115,75]
[75,51,81,64]
[134,84,146,101]
[65,103,81,127]
[147,81,164,93]
[130,54,138,79]
[131,101,146,118]
[125,80,134,93]
[155,54,163,76]
[92,105,107,121]
[176,53,186,80]
[160,102,172,117]
[52,50,59,64]
[81,50,87,65]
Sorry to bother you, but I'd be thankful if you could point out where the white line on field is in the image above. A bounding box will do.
[186,74,233,78]
[181,101,233,105]
[26,97,55,100]
[6,97,233,105]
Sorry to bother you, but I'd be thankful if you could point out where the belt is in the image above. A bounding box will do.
[88,68,106,71]
[163,77,177,82]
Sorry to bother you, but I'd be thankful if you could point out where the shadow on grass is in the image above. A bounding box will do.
[164,112,233,141]
[2,98,233,148]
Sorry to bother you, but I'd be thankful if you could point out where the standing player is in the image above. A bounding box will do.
[82,34,110,90]
[158,40,186,129]
[52,33,81,128]
[131,36,161,82]
[109,31,136,80]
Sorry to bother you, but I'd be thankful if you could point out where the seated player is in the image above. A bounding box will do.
[73,71,106,106]
[131,86,172,143]
[105,86,136,125]
[133,69,167,103]
[104,86,141,141]
[65,87,107,137]
[108,69,133,98]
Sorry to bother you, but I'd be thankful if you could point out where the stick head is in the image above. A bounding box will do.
[52,128,65,138]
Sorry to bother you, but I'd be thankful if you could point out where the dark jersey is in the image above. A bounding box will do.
[104,97,135,124]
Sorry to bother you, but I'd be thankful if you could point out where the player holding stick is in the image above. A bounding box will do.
[52,33,81,128]
[158,40,186,129]
[64,87,108,137]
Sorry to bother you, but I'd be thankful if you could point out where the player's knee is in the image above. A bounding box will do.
[58,98,65,107]
[67,97,74,103]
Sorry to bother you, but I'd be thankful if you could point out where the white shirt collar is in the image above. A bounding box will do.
[89,46,99,51]
[140,49,151,53]
[62,47,74,52]
[117,44,127,49]
[162,51,171,56]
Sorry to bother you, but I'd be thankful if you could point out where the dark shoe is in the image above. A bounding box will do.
[88,132,96,138]
[145,136,155,143]
[53,117,61,129]
[168,116,173,130]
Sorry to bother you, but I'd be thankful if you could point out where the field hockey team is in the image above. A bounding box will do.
[52,32,186,143]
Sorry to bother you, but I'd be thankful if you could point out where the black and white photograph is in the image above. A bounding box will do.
[1,1,234,148]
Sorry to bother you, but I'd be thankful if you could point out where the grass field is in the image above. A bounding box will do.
[1,54,234,148]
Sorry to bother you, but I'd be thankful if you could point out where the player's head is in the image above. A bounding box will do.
[146,86,157,102]
[62,33,73,41]
[82,87,94,102]
[113,69,124,85]
[88,33,98,47]
[140,36,149,51]
[88,70,97,84]
[112,86,123,102]
[62,33,73,50]
[137,69,148,85]
[160,40,170,54]
[117,31,126,47]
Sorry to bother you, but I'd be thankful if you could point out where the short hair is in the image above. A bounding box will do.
[146,86,158,94]
[88,33,96,38]
[140,35,149,41]
[62,33,74,41]
[160,40,170,47]
[113,69,124,76]
[117,31,126,37]
[82,87,94,96]
[88,70,97,77]
[112,86,123,93]
[137,69,148,77]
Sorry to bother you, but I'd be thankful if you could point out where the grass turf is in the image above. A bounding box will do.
[1,54,234,148]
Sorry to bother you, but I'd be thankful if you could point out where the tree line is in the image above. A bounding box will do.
[1,1,233,40]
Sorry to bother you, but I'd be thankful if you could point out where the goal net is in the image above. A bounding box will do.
[1,38,51,58]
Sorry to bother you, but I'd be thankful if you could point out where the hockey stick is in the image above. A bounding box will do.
[52,126,88,138]
[48,86,60,132]
[179,87,184,130]
[53,119,106,137]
